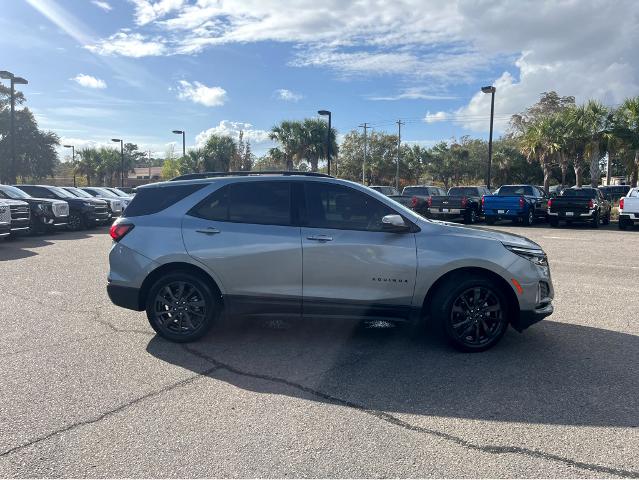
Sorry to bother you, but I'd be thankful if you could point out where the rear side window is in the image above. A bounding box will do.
[189,181,292,226]
[124,184,205,217]
[498,186,533,196]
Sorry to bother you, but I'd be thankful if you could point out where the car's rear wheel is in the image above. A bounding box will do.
[549,217,559,227]
[592,211,600,228]
[464,209,478,224]
[602,211,610,225]
[430,275,510,352]
[485,216,496,225]
[146,272,218,342]
[522,209,534,226]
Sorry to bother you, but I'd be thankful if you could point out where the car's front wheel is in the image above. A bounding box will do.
[146,272,219,342]
[431,274,511,352]
[67,212,86,231]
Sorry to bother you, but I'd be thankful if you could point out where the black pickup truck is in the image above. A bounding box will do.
[547,187,611,228]
[428,186,492,224]
[400,185,447,215]
[0,185,69,234]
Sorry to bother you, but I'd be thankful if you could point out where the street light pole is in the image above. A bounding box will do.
[63,144,75,186]
[359,123,369,184]
[172,130,185,157]
[0,71,28,184]
[318,110,332,175]
[481,86,496,190]
[395,119,404,191]
[112,138,124,188]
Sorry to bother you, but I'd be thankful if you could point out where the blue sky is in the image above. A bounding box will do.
[2,0,638,159]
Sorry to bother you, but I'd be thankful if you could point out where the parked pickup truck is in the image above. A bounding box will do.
[401,185,447,215]
[0,185,69,234]
[618,187,639,230]
[547,187,611,228]
[369,186,399,196]
[0,201,10,239]
[428,186,492,224]
[482,185,547,226]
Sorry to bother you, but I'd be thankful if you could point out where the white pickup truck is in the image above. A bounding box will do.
[619,187,639,230]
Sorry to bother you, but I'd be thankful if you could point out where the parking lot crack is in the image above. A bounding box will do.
[182,345,639,479]
[0,364,220,459]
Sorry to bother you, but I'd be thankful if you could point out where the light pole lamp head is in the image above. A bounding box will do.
[111,138,122,143]
[63,144,73,148]
[0,71,14,80]
[481,86,496,94]
[172,130,184,135]
[317,110,331,116]
[13,77,28,85]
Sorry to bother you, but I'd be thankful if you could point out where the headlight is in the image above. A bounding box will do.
[503,244,548,266]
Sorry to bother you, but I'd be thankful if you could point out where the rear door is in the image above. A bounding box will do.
[182,180,302,316]
[300,181,417,320]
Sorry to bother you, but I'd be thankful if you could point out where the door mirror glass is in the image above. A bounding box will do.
[381,214,409,232]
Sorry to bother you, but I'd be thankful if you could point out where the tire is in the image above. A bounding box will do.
[430,274,511,352]
[30,218,46,235]
[549,217,559,227]
[463,208,478,224]
[145,272,219,343]
[67,212,86,231]
[592,211,600,229]
[485,216,496,225]
[619,218,629,230]
[522,208,534,226]
[602,211,610,225]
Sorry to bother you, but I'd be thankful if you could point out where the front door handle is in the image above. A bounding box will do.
[307,234,333,242]
[196,227,221,235]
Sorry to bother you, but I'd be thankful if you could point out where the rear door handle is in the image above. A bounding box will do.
[196,227,221,235]
[307,234,333,242]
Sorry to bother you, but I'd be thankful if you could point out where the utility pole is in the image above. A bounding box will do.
[148,150,152,179]
[358,123,369,184]
[395,119,404,191]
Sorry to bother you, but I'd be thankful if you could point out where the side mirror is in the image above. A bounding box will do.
[382,214,410,232]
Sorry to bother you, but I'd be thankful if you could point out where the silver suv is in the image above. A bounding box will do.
[107,172,554,351]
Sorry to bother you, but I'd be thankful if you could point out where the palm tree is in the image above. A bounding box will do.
[519,116,560,192]
[269,121,303,170]
[615,97,639,186]
[580,100,609,187]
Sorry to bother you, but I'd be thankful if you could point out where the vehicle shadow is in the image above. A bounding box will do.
[0,236,52,261]
[146,317,639,428]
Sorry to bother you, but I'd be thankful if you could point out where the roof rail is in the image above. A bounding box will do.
[170,171,333,181]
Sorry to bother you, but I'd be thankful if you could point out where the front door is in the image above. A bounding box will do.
[300,182,417,320]
[182,180,302,316]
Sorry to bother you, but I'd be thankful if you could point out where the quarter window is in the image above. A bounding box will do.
[304,182,396,232]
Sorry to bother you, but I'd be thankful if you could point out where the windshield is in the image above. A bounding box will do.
[48,186,75,198]
[497,186,533,196]
[65,187,93,198]
[0,185,32,199]
[448,187,479,196]
[562,189,597,198]
[90,188,118,198]
[107,188,130,197]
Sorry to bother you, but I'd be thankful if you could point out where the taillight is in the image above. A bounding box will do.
[110,223,134,242]
[519,196,525,208]
[481,195,485,206]
[427,196,433,207]
[411,196,418,208]
[461,196,468,208]
[619,197,624,210]
[588,199,594,209]
[547,199,553,208]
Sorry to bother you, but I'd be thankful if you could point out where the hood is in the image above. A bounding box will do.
[17,197,66,206]
[0,199,29,207]
[430,220,541,249]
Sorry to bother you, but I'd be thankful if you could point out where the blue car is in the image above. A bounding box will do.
[482,185,547,226]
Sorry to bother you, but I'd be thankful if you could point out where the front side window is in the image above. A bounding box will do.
[304,182,396,232]
[189,182,292,226]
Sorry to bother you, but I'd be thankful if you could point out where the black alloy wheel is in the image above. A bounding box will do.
[67,212,85,231]
[146,272,217,342]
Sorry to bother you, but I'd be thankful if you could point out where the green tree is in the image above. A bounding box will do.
[161,145,180,179]
[201,134,237,172]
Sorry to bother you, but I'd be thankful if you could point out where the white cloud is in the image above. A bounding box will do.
[275,88,303,102]
[176,80,227,107]
[86,32,166,57]
[195,121,272,147]
[369,88,458,101]
[131,0,185,25]
[423,111,449,123]
[72,73,107,89]
[91,1,112,12]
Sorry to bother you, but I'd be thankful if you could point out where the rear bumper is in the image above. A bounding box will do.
[548,209,595,218]
[428,208,463,217]
[619,213,638,222]
[484,209,526,218]
[107,283,143,311]
[512,302,553,332]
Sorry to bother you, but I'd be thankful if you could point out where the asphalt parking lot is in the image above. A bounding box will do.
[0,223,638,478]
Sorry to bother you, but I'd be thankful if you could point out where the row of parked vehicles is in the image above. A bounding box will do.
[371,184,639,230]
[0,185,134,239]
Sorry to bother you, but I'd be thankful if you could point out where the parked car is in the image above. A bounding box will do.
[80,187,126,214]
[482,185,548,226]
[547,187,611,228]
[399,185,447,216]
[428,186,492,224]
[104,187,135,199]
[107,172,554,352]
[0,193,31,236]
[369,185,399,196]
[0,185,69,234]
[618,187,639,230]
[0,201,11,239]
[15,185,110,231]
[599,185,631,203]
[61,187,119,222]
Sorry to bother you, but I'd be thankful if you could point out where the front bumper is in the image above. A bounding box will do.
[107,283,143,311]
[0,224,10,238]
[10,218,31,233]
[512,302,553,332]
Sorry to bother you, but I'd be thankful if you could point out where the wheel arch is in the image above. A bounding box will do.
[420,266,520,320]
[138,261,223,310]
